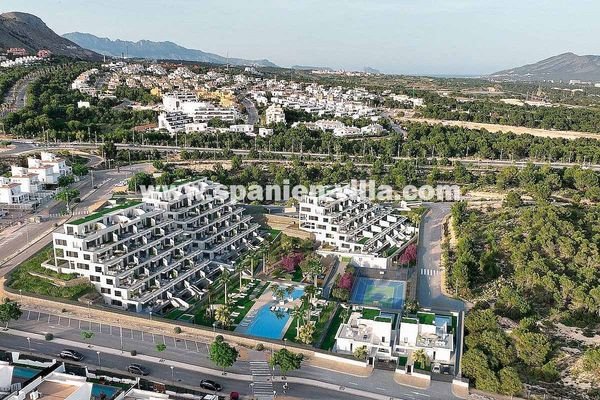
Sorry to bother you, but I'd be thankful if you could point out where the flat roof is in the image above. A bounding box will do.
[69,200,143,225]
[36,381,79,400]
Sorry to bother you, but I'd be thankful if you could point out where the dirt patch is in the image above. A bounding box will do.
[399,117,600,141]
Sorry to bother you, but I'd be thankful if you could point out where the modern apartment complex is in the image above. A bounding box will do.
[45,178,260,312]
[298,185,417,268]
[265,104,286,125]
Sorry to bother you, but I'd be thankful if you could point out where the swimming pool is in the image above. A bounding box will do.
[91,384,121,399]
[12,366,41,380]
[242,304,291,339]
[350,278,406,309]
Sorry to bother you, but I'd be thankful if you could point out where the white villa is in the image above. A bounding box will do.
[334,309,456,366]
[334,309,396,362]
[45,178,260,312]
[396,312,455,363]
[298,185,417,268]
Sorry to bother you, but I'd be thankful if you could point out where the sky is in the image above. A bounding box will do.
[1,0,599,75]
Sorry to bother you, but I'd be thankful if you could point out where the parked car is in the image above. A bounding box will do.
[432,363,441,374]
[59,349,84,361]
[127,364,149,376]
[200,379,222,391]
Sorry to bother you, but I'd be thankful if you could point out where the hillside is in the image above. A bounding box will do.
[0,12,99,60]
[63,32,277,67]
[490,52,600,82]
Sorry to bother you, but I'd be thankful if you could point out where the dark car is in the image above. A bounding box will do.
[200,379,222,391]
[59,349,84,361]
[127,364,150,376]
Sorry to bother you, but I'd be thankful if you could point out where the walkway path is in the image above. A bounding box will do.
[249,352,274,399]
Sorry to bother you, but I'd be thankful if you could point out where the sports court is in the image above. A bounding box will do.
[350,277,406,309]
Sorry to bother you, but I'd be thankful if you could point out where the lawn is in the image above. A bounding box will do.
[8,246,93,300]
[70,200,142,225]
[360,308,381,320]
[320,307,345,350]
[417,312,436,325]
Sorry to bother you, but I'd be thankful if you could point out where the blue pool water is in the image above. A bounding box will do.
[12,366,40,380]
[290,287,304,300]
[244,305,291,339]
[91,384,120,399]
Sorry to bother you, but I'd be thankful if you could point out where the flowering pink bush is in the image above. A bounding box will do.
[399,243,417,265]
[338,272,353,290]
[281,253,304,272]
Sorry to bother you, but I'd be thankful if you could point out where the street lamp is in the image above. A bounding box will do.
[212,322,216,332]
[149,311,152,321]
[283,338,287,349]
[170,365,174,383]
[96,351,101,369]
[26,337,31,352]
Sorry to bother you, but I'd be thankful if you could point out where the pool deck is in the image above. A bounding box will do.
[234,284,304,339]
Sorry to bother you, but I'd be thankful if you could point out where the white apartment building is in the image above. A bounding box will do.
[9,166,40,194]
[46,178,260,312]
[187,103,240,124]
[229,124,254,135]
[265,104,286,125]
[158,111,193,133]
[396,312,455,363]
[0,179,27,205]
[299,185,417,268]
[26,152,71,185]
[334,309,396,362]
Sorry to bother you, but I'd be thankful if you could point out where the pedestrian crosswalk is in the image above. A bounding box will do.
[420,268,439,276]
[250,360,274,400]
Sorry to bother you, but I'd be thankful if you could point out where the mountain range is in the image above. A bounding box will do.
[62,32,277,67]
[0,12,99,60]
[491,52,600,82]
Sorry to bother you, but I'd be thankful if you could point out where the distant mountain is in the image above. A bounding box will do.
[291,65,333,71]
[63,32,277,67]
[0,12,99,60]
[364,67,380,74]
[490,52,600,82]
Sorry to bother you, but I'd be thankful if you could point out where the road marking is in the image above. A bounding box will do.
[411,392,430,397]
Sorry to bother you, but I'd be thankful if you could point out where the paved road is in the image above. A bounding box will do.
[0,332,359,400]
[242,98,259,125]
[416,203,464,312]
[4,309,458,400]
[0,163,150,274]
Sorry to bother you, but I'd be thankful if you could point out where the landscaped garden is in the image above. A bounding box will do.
[7,245,94,300]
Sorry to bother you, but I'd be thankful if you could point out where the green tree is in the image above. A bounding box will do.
[269,348,303,377]
[300,256,323,286]
[214,304,232,329]
[297,322,315,344]
[503,191,523,208]
[102,141,117,161]
[353,345,368,361]
[156,343,167,361]
[71,163,89,177]
[498,367,522,396]
[582,347,600,375]
[128,172,154,192]
[209,336,239,374]
[412,349,429,369]
[81,331,94,347]
[58,174,75,187]
[0,299,22,329]
[513,330,551,367]
[56,188,80,212]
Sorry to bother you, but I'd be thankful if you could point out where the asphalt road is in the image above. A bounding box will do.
[5,309,457,400]
[416,203,464,312]
[0,332,364,400]
[242,98,259,125]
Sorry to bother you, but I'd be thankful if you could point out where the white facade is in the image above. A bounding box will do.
[158,111,193,133]
[265,104,286,125]
[229,124,254,134]
[396,313,454,363]
[9,167,40,194]
[26,152,71,185]
[299,185,418,264]
[47,178,260,312]
[334,310,395,361]
[0,179,27,205]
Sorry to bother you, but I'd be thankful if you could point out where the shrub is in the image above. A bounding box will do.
[281,253,304,273]
[338,272,353,291]
[174,327,182,334]
[45,333,54,341]
[399,243,417,265]
[255,343,265,351]
[130,350,137,356]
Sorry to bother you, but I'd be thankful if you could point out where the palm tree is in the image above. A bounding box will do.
[235,262,246,292]
[291,306,303,340]
[412,349,429,369]
[305,285,317,305]
[219,268,231,304]
[215,304,232,329]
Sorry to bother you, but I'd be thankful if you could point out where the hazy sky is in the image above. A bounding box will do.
[2,0,598,75]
